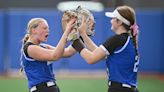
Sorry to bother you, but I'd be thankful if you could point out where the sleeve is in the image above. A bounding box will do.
[100,34,128,55]
[23,42,34,58]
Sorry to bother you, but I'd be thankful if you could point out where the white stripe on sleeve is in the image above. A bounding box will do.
[100,45,110,55]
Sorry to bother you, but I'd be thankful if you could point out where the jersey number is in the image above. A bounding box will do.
[133,55,139,72]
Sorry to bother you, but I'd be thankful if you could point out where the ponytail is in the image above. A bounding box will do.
[22,34,30,45]
[130,23,139,56]
[116,5,140,62]
[130,23,139,49]
[19,33,30,74]
[21,33,30,52]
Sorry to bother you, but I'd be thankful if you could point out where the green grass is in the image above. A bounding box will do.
[0,76,164,92]
[138,76,164,92]
[58,79,107,92]
[0,78,28,92]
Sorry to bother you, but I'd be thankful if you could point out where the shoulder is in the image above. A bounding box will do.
[23,42,36,58]
[103,33,128,47]
[107,33,128,43]
[101,33,129,54]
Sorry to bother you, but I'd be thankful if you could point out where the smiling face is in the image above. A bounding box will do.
[110,18,120,32]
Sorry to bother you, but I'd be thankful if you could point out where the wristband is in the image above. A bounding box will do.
[72,39,85,53]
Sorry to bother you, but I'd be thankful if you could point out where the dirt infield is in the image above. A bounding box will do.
[55,70,107,79]
[1,69,164,80]
[0,69,107,79]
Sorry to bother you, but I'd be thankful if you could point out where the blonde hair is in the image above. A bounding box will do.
[22,18,47,45]
[20,18,47,73]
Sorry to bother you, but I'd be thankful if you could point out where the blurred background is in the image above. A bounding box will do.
[0,0,164,92]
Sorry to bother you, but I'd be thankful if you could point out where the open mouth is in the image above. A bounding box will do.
[45,34,49,38]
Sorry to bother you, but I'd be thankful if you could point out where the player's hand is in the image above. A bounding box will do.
[78,16,88,35]
[65,18,76,34]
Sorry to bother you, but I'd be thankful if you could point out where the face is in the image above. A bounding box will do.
[110,18,120,32]
[33,21,49,43]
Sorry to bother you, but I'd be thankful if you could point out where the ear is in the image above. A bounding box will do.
[117,20,123,26]
[31,28,37,34]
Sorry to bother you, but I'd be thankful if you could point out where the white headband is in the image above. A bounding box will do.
[105,9,130,26]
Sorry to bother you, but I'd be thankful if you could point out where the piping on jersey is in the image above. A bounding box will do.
[100,45,110,55]
[22,43,47,62]
[47,62,53,65]
[23,51,35,61]
[114,36,130,53]
[23,50,52,66]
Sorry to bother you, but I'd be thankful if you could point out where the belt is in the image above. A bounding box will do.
[108,81,136,89]
[30,81,56,92]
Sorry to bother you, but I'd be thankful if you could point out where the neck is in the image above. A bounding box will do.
[28,37,40,45]
[115,26,128,35]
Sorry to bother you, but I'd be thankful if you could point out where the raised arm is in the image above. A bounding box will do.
[50,19,75,59]
[78,17,98,51]
[28,19,76,61]
[73,33,129,64]
[62,45,76,57]
[72,39,107,64]
[81,47,107,64]
[43,44,77,58]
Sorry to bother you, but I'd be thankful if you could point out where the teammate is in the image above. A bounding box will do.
[20,17,76,92]
[72,5,140,92]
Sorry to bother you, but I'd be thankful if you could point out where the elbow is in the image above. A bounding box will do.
[87,61,95,64]
[51,54,61,61]
[82,53,97,64]
[55,55,61,60]
[62,53,69,58]
[65,52,74,57]
[66,54,74,57]
[86,58,96,65]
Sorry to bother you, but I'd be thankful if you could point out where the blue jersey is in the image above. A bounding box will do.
[100,33,139,87]
[20,42,55,89]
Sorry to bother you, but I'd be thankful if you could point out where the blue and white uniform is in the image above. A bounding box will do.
[100,33,139,88]
[20,42,56,89]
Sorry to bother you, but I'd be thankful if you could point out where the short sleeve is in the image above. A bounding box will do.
[101,34,128,54]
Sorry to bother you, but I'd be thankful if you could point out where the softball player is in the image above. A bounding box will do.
[20,18,76,92]
[72,5,139,92]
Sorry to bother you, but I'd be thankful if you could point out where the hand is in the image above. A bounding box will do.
[78,16,88,35]
[65,18,76,34]
[88,19,95,31]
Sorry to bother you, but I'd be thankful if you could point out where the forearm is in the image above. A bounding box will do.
[80,48,96,64]
[53,31,68,59]
[62,45,77,58]
[72,38,106,64]
[72,39,97,64]
[80,47,106,64]
[81,33,97,51]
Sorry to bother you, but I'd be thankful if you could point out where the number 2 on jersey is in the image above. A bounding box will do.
[133,55,139,72]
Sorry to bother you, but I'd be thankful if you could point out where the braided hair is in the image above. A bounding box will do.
[116,6,139,60]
